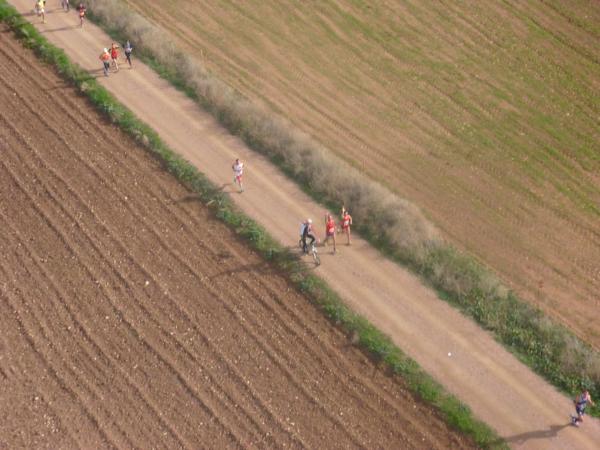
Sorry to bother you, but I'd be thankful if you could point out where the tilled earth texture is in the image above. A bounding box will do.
[125,0,600,346]
[0,26,475,450]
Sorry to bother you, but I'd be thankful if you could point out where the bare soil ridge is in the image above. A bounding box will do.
[0,24,471,449]
[6,3,600,449]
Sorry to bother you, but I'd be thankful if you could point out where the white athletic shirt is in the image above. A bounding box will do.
[233,162,244,176]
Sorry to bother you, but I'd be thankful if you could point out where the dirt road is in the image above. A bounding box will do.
[8,2,600,449]
[0,23,474,449]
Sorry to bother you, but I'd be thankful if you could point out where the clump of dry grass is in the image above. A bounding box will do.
[83,0,600,406]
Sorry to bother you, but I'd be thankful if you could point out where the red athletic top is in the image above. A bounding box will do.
[341,213,352,229]
[326,218,335,234]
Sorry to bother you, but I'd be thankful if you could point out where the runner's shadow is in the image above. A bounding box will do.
[175,184,228,204]
[45,82,69,91]
[40,25,78,33]
[84,68,106,79]
[209,261,275,279]
[498,423,570,445]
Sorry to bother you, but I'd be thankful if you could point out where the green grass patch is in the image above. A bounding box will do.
[0,2,506,447]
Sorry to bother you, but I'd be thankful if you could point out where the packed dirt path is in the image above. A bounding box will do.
[8,3,600,449]
[0,23,474,449]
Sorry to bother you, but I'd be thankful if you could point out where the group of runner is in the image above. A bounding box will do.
[34,0,86,26]
[31,0,134,75]
[299,208,352,256]
[230,158,353,256]
[99,41,134,76]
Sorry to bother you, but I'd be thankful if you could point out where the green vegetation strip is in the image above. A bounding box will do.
[82,0,600,413]
[0,2,505,447]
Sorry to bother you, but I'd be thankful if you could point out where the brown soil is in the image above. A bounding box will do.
[121,0,600,347]
[0,25,475,449]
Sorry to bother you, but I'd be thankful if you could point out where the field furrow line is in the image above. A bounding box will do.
[38,106,423,443]
[0,309,78,449]
[0,200,191,449]
[0,294,96,450]
[0,172,190,449]
[0,141,252,448]
[91,176,419,442]
[0,263,117,450]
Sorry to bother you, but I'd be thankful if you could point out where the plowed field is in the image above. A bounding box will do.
[123,0,600,346]
[0,26,475,449]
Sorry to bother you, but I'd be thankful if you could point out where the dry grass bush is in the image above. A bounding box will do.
[84,0,600,399]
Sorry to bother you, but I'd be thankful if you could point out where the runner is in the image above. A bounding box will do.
[77,2,86,28]
[99,48,111,77]
[340,206,353,245]
[571,389,595,426]
[110,43,120,72]
[232,158,244,193]
[61,0,69,12]
[123,40,133,68]
[301,219,317,254]
[34,0,45,23]
[323,212,337,254]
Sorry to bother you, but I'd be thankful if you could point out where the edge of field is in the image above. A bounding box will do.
[0,2,506,448]
[79,0,600,415]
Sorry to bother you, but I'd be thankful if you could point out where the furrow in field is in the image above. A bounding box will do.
[0,258,117,449]
[0,288,81,449]
[0,172,192,449]
[0,124,262,449]
[0,216,153,450]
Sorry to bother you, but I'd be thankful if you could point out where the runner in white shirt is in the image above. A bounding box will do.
[232,158,244,193]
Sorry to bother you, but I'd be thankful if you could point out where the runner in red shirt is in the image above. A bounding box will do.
[340,206,353,246]
[323,212,337,254]
[99,48,111,77]
[110,43,120,72]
